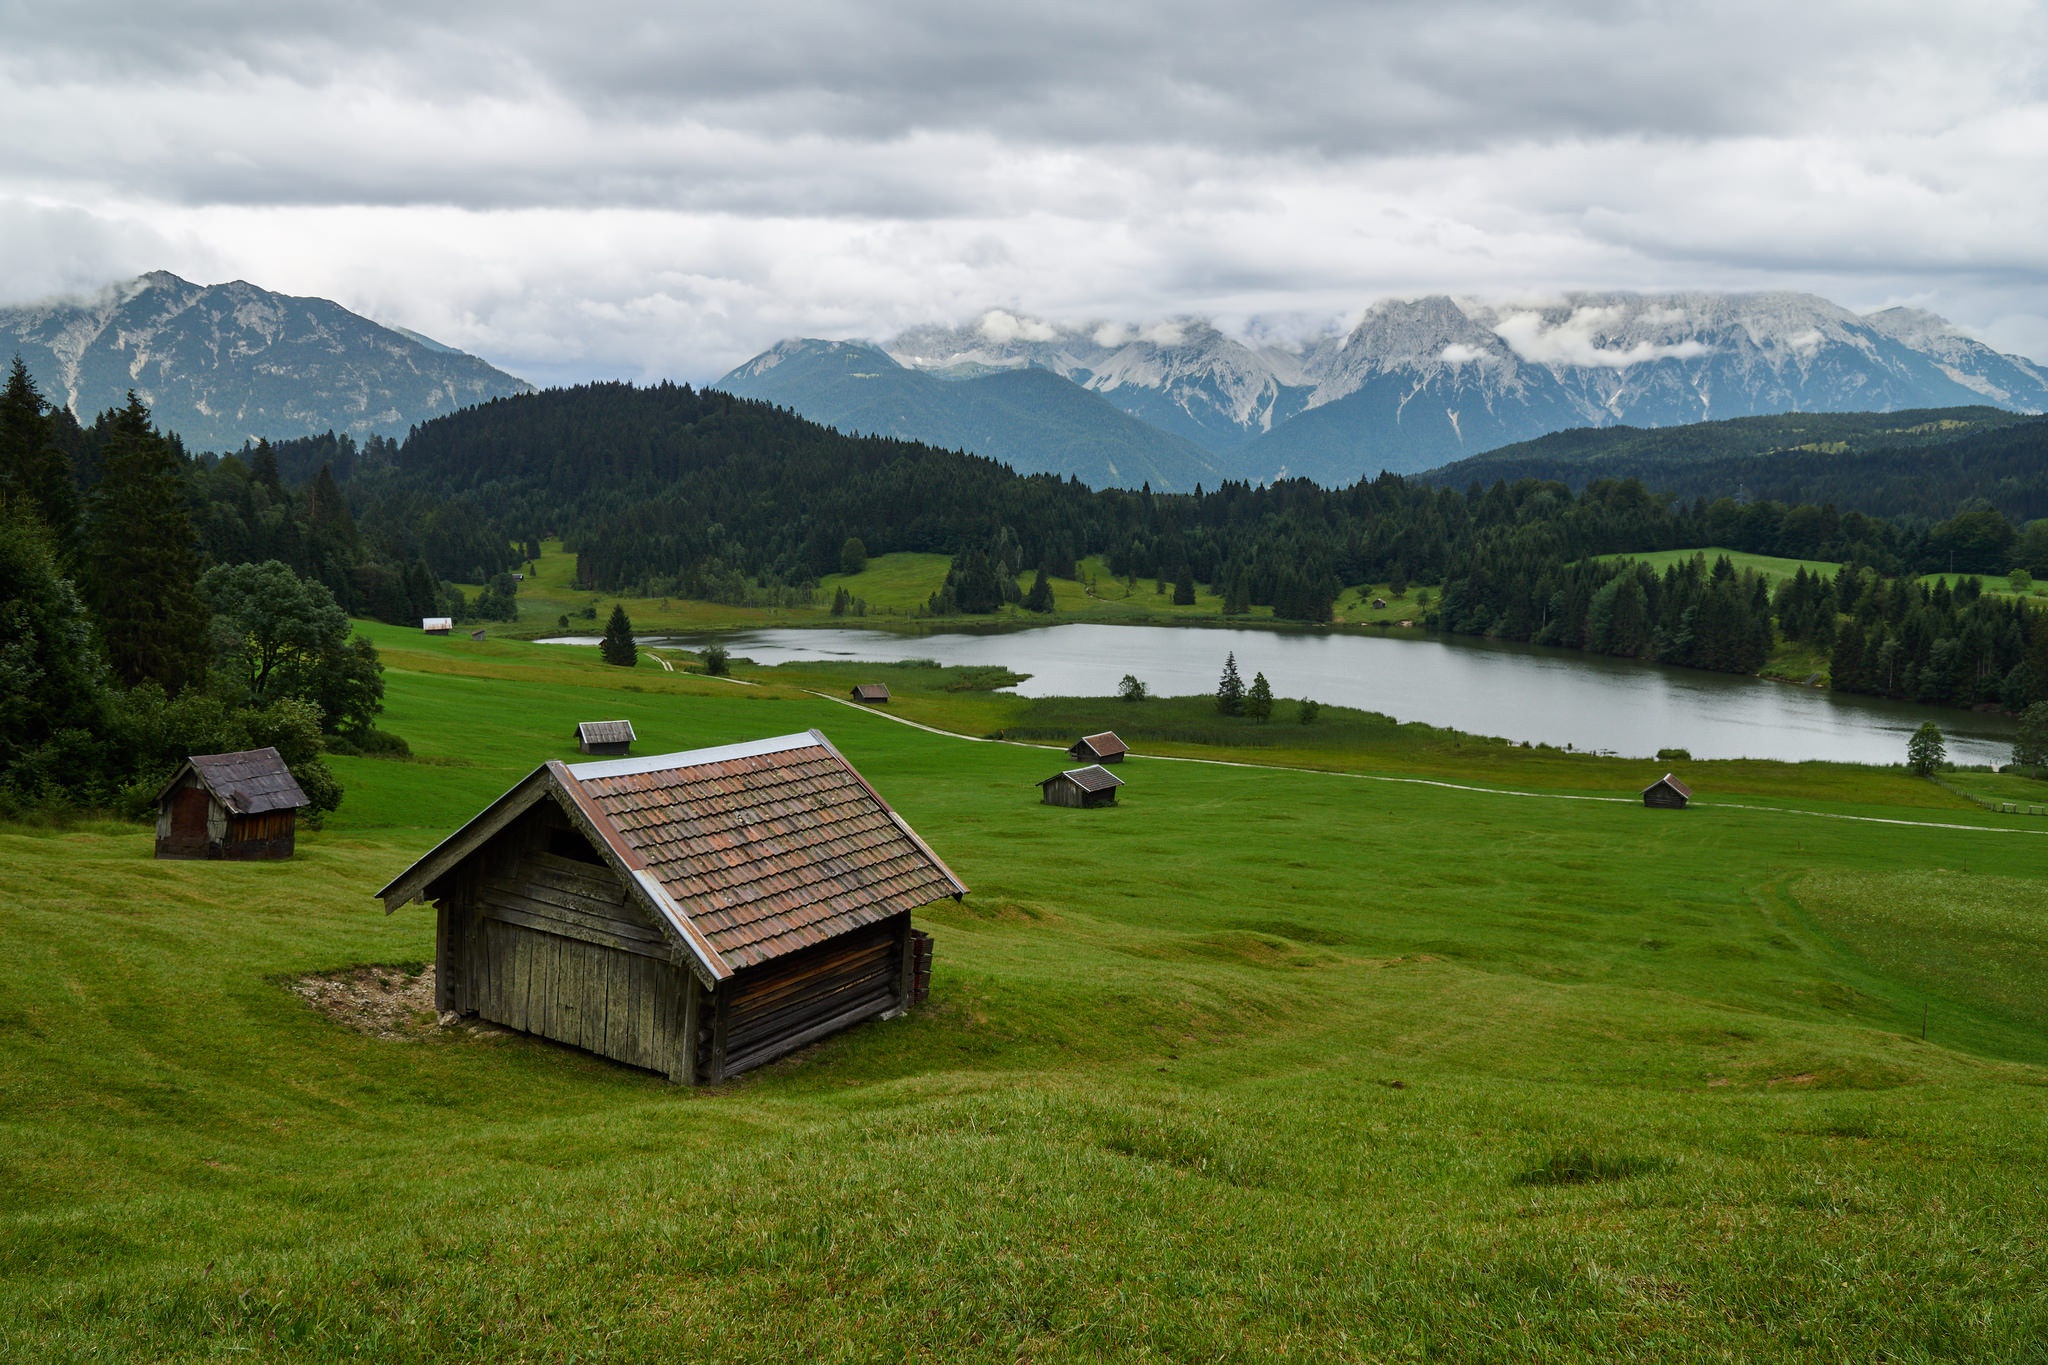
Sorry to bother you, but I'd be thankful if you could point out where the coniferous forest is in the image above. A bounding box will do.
[7,369,2048,813]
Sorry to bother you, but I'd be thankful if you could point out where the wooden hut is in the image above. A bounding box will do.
[851,683,891,704]
[1039,765,1123,808]
[422,616,453,635]
[375,730,966,1084]
[1068,731,1128,764]
[470,628,487,641]
[154,747,309,860]
[1642,773,1692,809]
[575,719,636,756]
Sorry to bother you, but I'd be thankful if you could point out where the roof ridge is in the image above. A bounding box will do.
[568,731,820,780]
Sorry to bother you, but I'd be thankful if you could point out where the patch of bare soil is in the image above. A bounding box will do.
[291,964,448,1039]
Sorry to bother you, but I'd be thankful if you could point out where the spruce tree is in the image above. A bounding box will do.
[84,393,209,692]
[1024,568,1054,613]
[1245,671,1274,721]
[0,497,115,791]
[1173,565,1195,606]
[0,357,79,554]
[1215,652,1245,715]
[600,604,637,667]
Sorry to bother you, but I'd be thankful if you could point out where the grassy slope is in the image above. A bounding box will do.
[1593,547,1843,585]
[486,544,1314,639]
[5,632,2048,1360]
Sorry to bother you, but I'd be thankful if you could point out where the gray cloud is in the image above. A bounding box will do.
[3,1,2046,382]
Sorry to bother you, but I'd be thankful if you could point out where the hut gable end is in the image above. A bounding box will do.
[154,747,307,860]
[375,730,968,1084]
[1069,731,1128,762]
[1642,773,1693,808]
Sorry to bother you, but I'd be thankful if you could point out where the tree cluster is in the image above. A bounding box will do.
[0,364,384,815]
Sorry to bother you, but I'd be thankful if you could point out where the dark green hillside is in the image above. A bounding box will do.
[1421,407,2044,521]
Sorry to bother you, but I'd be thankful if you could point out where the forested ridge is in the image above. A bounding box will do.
[7,371,2048,820]
[357,382,2048,712]
[1423,407,2048,523]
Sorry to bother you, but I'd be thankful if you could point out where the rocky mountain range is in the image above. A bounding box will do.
[720,292,2048,487]
[0,272,531,452]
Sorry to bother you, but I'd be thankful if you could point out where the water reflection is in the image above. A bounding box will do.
[590,623,2014,766]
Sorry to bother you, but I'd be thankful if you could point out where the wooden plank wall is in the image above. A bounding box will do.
[434,807,693,1079]
[708,914,905,1080]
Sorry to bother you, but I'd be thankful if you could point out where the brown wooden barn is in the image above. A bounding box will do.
[154,748,310,860]
[422,616,453,635]
[376,730,964,1084]
[1039,765,1123,808]
[1068,731,1128,764]
[575,719,635,756]
[1642,773,1693,809]
[851,683,891,704]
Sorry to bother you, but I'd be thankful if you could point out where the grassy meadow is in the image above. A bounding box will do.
[485,543,1326,639]
[1593,547,1844,585]
[5,629,2048,1360]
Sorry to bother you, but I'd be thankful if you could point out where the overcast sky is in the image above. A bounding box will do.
[4,0,2046,385]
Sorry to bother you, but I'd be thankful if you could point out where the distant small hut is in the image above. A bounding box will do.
[1068,731,1128,764]
[376,730,965,1084]
[422,616,453,635]
[851,683,891,704]
[155,747,309,860]
[1642,773,1693,809]
[470,628,487,642]
[1040,765,1124,809]
[1372,597,1388,608]
[576,719,636,756]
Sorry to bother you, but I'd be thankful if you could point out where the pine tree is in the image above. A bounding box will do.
[1024,568,1054,613]
[1173,565,1195,606]
[0,497,115,788]
[1245,671,1274,721]
[1215,653,1245,715]
[600,604,637,667]
[84,393,209,692]
[0,357,79,553]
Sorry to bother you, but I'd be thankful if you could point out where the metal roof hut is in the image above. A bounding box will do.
[376,731,965,1084]
[421,616,452,635]
[576,719,636,756]
[1039,764,1123,809]
[154,747,310,860]
[1067,731,1128,764]
[851,683,891,704]
[1642,773,1693,809]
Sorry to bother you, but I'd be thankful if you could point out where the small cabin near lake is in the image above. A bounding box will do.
[376,730,965,1084]
[155,747,309,860]
[1040,765,1123,808]
[1642,773,1693,809]
[1068,731,1128,764]
[576,719,635,756]
[422,616,453,635]
[851,683,891,704]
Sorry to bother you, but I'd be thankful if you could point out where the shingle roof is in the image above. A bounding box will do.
[1041,765,1124,794]
[1074,731,1128,758]
[160,747,309,815]
[851,683,891,701]
[1645,772,1693,799]
[378,730,966,981]
[576,719,636,745]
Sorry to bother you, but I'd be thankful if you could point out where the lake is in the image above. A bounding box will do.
[548,623,2017,766]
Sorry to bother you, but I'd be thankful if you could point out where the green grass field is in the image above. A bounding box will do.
[6,629,2048,1360]
[1594,547,1843,585]
[482,543,1338,639]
